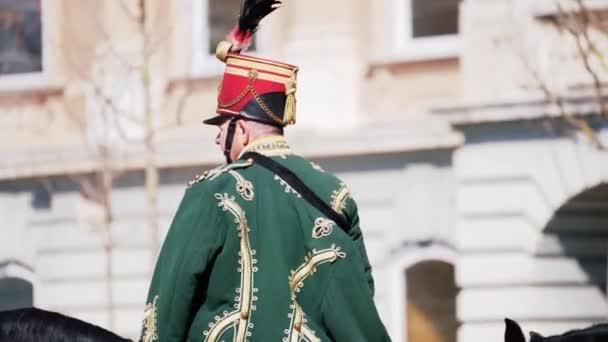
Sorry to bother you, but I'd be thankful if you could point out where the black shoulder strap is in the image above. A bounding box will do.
[241,151,351,233]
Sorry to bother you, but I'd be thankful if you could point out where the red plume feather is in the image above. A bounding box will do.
[227,0,281,52]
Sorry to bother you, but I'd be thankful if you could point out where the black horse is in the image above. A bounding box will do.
[505,318,608,342]
[0,308,132,342]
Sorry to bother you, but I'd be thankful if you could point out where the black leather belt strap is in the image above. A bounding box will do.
[241,151,351,233]
[224,118,238,163]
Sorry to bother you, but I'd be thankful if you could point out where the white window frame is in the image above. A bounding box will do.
[0,0,51,92]
[189,0,268,78]
[392,0,461,61]
[388,244,457,342]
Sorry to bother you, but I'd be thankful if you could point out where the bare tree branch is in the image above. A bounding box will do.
[143,0,175,58]
[165,82,195,127]
[54,34,145,145]
[508,5,603,148]
[68,174,104,205]
[145,23,174,58]
[137,0,162,256]
[570,0,608,120]
[52,30,143,146]
[60,96,87,133]
[62,1,137,73]
[519,42,603,148]
[119,0,141,22]
[90,6,139,72]
[575,0,608,70]
[40,98,57,129]
[38,178,54,197]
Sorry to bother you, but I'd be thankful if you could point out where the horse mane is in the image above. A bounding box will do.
[0,308,132,342]
[530,323,608,342]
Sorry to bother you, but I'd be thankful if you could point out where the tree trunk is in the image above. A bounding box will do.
[104,211,115,330]
[100,146,115,330]
[138,0,162,257]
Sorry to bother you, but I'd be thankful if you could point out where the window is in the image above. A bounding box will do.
[208,0,256,55]
[406,261,457,342]
[412,0,459,38]
[393,0,462,60]
[0,277,33,311]
[31,183,52,210]
[0,0,42,75]
[191,0,261,76]
[0,262,35,312]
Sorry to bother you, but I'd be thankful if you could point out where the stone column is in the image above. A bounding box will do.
[282,0,365,133]
[0,193,32,266]
[460,0,535,102]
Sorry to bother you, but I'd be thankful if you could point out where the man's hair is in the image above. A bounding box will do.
[243,119,283,139]
[0,308,132,342]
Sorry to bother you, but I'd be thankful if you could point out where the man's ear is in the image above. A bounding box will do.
[505,318,527,342]
[237,120,250,145]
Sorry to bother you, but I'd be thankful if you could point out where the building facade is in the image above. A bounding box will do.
[0,0,607,341]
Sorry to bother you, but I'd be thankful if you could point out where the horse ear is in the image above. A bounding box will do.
[529,331,545,342]
[505,318,526,342]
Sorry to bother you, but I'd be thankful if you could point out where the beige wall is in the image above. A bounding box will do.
[0,92,84,152]
[0,0,463,158]
[20,1,608,162]
[0,0,463,157]
[4,0,607,157]
[364,58,461,119]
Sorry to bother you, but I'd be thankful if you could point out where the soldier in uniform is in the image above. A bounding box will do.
[140,1,390,341]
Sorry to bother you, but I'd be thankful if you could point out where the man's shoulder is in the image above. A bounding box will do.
[281,154,343,184]
[186,159,255,191]
[281,155,356,213]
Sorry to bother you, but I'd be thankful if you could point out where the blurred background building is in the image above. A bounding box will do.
[0,0,607,341]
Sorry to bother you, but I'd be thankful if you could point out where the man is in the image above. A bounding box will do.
[140,1,390,341]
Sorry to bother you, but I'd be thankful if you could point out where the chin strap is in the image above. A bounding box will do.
[224,118,239,163]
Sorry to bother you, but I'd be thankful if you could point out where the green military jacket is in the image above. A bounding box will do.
[140,135,390,342]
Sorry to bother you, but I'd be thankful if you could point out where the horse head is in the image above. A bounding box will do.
[505,317,608,342]
[0,308,132,342]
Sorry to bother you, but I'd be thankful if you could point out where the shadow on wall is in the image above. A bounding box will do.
[316,150,453,175]
[544,183,608,297]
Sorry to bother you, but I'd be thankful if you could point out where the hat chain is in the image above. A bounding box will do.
[217,69,288,126]
[250,86,285,125]
[217,70,259,109]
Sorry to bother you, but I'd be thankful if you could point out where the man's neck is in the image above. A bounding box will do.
[238,134,291,159]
